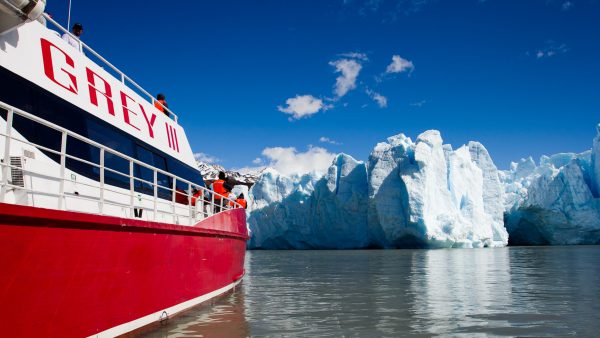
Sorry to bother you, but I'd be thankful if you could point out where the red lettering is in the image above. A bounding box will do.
[165,122,172,148]
[172,126,180,152]
[139,105,156,138]
[86,68,114,116]
[41,38,78,94]
[164,123,180,153]
[120,91,140,131]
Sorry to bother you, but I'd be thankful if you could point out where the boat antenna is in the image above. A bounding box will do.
[67,0,72,29]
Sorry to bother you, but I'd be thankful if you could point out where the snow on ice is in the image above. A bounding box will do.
[502,124,600,245]
[246,130,508,249]
[235,125,600,249]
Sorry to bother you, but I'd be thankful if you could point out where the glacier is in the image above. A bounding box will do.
[247,156,370,249]
[246,130,508,249]
[240,125,600,249]
[502,124,600,245]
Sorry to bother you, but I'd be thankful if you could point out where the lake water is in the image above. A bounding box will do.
[142,246,600,337]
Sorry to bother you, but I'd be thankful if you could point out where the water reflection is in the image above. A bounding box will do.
[141,247,600,337]
[409,248,514,335]
[141,288,249,338]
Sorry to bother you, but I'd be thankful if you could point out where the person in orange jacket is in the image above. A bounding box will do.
[235,193,247,209]
[154,93,169,116]
[191,188,203,206]
[210,171,228,213]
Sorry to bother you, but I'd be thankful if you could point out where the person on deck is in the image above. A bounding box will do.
[210,172,228,213]
[235,193,247,209]
[154,93,169,117]
[191,188,203,206]
[62,23,83,51]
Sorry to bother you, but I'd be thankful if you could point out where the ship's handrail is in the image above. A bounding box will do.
[41,13,179,123]
[0,100,242,225]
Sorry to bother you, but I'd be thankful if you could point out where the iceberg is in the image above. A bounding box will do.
[503,124,600,245]
[247,155,369,249]
[247,130,508,249]
[245,125,600,249]
[367,131,507,248]
[593,124,600,197]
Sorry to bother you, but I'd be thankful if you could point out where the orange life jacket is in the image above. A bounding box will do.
[212,180,227,199]
[191,190,203,206]
[236,198,247,209]
[154,100,165,112]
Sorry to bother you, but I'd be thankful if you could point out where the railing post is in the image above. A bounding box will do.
[99,148,105,214]
[171,177,177,222]
[57,131,67,210]
[0,108,14,202]
[153,169,158,221]
[211,191,215,215]
[129,161,134,216]
[188,183,193,225]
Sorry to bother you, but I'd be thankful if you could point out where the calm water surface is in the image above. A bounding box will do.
[142,247,600,337]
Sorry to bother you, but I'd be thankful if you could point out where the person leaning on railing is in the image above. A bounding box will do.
[210,171,230,213]
[62,22,83,51]
[191,188,203,206]
[154,93,169,117]
[234,193,247,209]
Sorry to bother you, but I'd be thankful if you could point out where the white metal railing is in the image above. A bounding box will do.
[41,14,179,123]
[0,100,242,225]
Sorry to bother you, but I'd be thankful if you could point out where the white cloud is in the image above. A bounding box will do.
[329,59,362,98]
[534,41,569,59]
[194,152,220,164]
[410,100,426,107]
[366,89,388,108]
[252,157,263,165]
[277,95,331,120]
[347,0,432,18]
[262,146,336,176]
[319,137,342,145]
[339,52,369,61]
[385,55,415,74]
[562,1,573,10]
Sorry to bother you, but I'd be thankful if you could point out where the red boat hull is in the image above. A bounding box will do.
[0,203,248,337]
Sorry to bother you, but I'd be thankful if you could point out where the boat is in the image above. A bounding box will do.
[0,1,248,337]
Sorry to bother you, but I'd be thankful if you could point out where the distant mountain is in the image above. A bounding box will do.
[196,161,262,187]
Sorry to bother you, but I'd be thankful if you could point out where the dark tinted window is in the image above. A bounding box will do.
[12,113,62,163]
[135,145,171,199]
[66,134,99,181]
[87,119,133,189]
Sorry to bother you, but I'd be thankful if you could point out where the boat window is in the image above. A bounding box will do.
[134,145,170,199]
[66,134,100,181]
[11,113,62,163]
[168,158,204,191]
[87,119,133,189]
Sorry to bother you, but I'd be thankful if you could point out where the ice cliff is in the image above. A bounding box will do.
[244,126,600,248]
[502,124,600,245]
[247,130,508,249]
[247,156,370,249]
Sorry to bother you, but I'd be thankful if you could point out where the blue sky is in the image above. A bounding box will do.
[45,0,599,172]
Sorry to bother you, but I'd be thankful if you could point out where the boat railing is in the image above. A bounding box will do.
[0,100,241,225]
[42,13,179,123]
